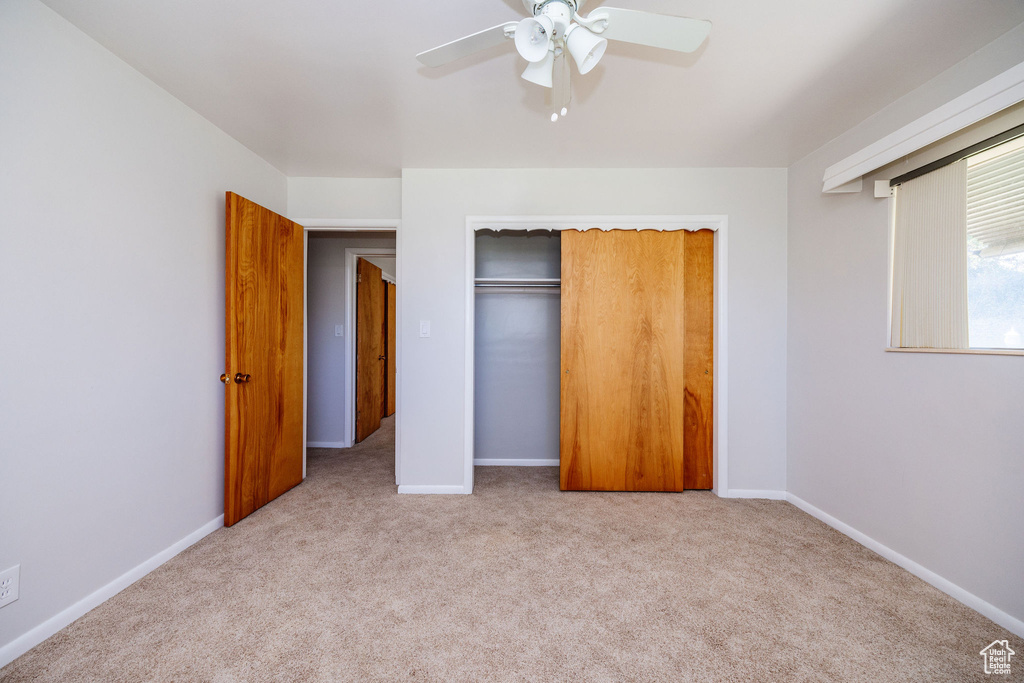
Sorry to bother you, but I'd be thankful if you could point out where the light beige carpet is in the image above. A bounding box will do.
[2,417,1019,682]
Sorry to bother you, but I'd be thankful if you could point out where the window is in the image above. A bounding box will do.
[966,135,1024,348]
[890,126,1024,351]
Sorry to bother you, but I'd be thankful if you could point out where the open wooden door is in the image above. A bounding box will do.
[386,281,396,417]
[223,192,304,526]
[355,258,386,442]
[560,229,713,491]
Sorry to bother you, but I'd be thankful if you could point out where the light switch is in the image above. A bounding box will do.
[335,325,343,337]
[419,320,431,338]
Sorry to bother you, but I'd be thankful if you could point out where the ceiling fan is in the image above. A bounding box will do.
[416,0,711,121]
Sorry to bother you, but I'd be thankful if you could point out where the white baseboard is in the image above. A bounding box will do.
[397,484,469,494]
[720,489,787,500]
[306,440,350,449]
[786,493,1024,638]
[474,459,560,466]
[0,515,224,669]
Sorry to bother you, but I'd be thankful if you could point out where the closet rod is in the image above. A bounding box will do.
[474,283,560,288]
[474,285,561,294]
[474,277,560,285]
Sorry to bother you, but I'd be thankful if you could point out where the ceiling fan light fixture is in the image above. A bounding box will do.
[416,2,711,119]
[515,15,554,62]
[521,48,555,88]
[565,24,606,74]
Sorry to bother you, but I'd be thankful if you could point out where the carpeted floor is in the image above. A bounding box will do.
[2,416,1019,682]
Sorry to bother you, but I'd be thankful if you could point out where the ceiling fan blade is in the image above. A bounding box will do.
[416,22,518,67]
[587,7,711,53]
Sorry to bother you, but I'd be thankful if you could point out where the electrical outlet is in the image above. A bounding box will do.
[0,565,20,608]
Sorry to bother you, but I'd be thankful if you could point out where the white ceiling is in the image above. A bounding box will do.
[40,0,1024,177]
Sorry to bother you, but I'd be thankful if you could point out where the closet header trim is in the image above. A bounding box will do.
[468,215,725,233]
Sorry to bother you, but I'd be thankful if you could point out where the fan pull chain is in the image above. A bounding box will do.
[561,50,572,117]
[551,49,571,122]
[551,51,563,122]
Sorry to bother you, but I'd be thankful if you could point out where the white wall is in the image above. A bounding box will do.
[287,177,401,220]
[307,233,396,446]
[0,0,286,660]
[400,168,788,491]
[787,24,1024,626]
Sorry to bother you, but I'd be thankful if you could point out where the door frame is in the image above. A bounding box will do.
[301,220,400,483]
[464,215,729,496]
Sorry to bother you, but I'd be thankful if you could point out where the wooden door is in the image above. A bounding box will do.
[224,192,304,526]
[386,281,396,417]
[355,258,386,442]
[560,229,714,491]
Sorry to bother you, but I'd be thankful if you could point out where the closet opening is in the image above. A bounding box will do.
[466,217,729,495]
[473,230,562,469]
[305,229,397,485]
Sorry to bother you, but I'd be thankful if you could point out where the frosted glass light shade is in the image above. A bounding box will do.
[565,24,607,74]
[521,48,555,88]
[515,16,554,62]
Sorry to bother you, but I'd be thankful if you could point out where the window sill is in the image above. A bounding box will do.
[886,347,1024,357]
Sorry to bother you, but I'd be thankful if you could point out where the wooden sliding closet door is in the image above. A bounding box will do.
[560,229,713,491]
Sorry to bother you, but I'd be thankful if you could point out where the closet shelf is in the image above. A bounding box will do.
[474,277,560,288]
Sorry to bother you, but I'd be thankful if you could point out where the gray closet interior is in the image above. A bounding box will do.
[474,230,561,464]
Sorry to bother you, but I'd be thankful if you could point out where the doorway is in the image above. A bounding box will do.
[304,229,397,481]
[354,254,396,442]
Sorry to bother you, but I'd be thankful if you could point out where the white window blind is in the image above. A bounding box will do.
[890,160,969,348]
[967,136,1024,257]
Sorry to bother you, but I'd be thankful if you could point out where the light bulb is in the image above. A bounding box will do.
[551,113,559,122]
[561,107,568,116]
[527,23,547,47]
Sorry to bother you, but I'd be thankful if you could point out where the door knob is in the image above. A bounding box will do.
[234,373,251,384]
[220,374,231,385]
